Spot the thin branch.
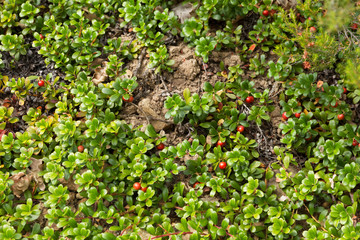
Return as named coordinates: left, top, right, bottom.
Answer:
left=133, top=47, right=146, bottom=77
left=159, top=75, right=169, bottom=92
left=151, top=231, right=193, bottom=239
left=119, top=114, right=174, bottom=124
left=128, top=102, right=150, bottom=125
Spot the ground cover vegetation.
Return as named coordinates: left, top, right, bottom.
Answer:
left=0, top=0, right=360, bottom=239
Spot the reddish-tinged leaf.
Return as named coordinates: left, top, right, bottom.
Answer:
left=249, top=44, right=257, bottom=51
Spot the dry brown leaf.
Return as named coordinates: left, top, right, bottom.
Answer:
left=29, top=158, right=45, bottom=191
left=172, top=2, right=196, bottom=23
left=90, top=57, right=105, bottom=68
left=3, top=101, right=11, bottom=108
left=29, top=157, right=43, bottom=173
left=92, top=61, right=108, bottom=85
left=275, top=0, right=297, bottom=10
left=206, top=135, right=212, bottom=146
left=76, top=111, right=87, bottom=119
left=9, top=158, right=46, bottom=197
left=10, top=172, right=32, bottom=198
left=82, top=7, right=110, bottom=21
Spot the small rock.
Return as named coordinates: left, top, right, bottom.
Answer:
left=224, top=54, right=242, bottom=67
left=138, top=98, right=172, bottom=132
left=275, top=0, right=297, bottom=9
left=174, top=59, right=200, bottom=81
left=211, top=52, right=242, bottom=67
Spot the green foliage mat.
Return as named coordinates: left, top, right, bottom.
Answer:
left=1, top=0, right=360, bottom=239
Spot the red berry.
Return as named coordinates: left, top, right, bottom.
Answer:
left=352, top=139, right=358, bottom=146
left=216, top=140, right=225, bottom=147
left=337, top=114, right=344, bottom=121
left=156, top=143, right=165, bottom=150
left=282, top=112, right=289, bottom=121
left=38, top=80, right=45, bottom=87
left=122, top=96, right=134, bottom=102
left=245, top=96, right=254, bottom=103
left=351, top=23, right=358, bottom=31
left=39, top=34, right=44, bottom=40
left=219, top=161, right=227, bottom=169
left=141, top=186, right=147, bottom=192
left=237, top=125, right=245, bottom=133
left=343, top=87, right=347, bottom=94
left=263, top=10, right=269, bottom=17
left=305, top=136, right=312, bottom=141
left=295, top=112, right=301, bottom=118
left=358, top=143, right=360, bottom=147
left=193, top=182, right=200, bottom=188
left=310, top=27, right=317, bottom=33
left=77, top=145, right=84, bottom=152
left=133, top=182, right=141, bottom=190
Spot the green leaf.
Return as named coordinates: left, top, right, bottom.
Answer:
left=102, top=88, right=115, bottom=95
left=109, top=93, right=120, bottom=102
left=166, top=59, right=175, bottom=66
left=203, top=82, right=213, bottom=92
left=183, top=88, right=192, bottom=104
left=199, top=122, right=211, bottom=128
left=145, top=124, right=158, bottom=137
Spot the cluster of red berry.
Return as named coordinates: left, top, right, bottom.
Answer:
left=133, top=182, right=147, bottom=192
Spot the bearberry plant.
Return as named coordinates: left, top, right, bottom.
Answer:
left=0, top=0, right=360, bottom=239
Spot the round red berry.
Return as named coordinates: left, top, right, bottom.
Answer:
left=77, top=145, right=84, bottom=152
left=263, top=10, right=269, bottom=17
left=352, top=139, right=358, bottom=146
left=141, top=186, right=147, bottom=192
left=39, top=34, right=44, bottom=40
left=245, top=96, right=254, bottom=103
left=351, top=23, right=358, bottom=31
left=282, top=112, right=289, bottom=120
left=122, top=96, right=134, bottom=102
left=337, top=114, right=344, bottom=121
left=310, top=27, right=317, bottom=33
left=216, top=140, right=225, bottom=147
left=133, top=182, right=141, bottom=190
left=332, top=102, right=338, bottom=108
left=219, top=161, right=227, bottom=169
left=38, top=80, right=45, bottom=87
left=237, top=125, right=245, bottom=133
left=193, top=182, right=200, bottom=188
left=156, top=143, right=165, bottom=150
left=343, top=87, right=347, bottom=94
left=295, top=112, right=301, bottom=118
